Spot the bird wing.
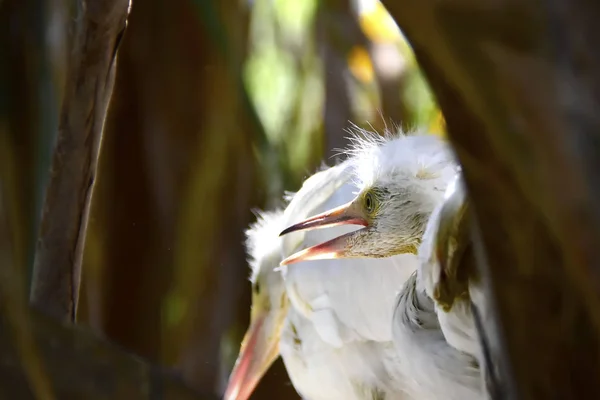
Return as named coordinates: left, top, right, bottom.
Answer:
left=278, top=161, right=358, bottom=340
left=413, top=171, right=512, bottom=398
left=416, top=172, right=481, bottom=357
left=280, top=306, right=408, bottom=400
left=391, top=272, right=482, bottom=400
left=434, top=174, right=476, bottom=311
left=436, top=175, right=505, bottom=397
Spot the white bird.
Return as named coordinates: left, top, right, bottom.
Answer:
left=279, top=131, right=488, bottom=399
left=225, top=159, right=418, bottom=400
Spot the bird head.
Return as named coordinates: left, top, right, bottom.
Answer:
left=279, top=132, right=457, bottom=265
left=225, top=211, right=289, bottom=400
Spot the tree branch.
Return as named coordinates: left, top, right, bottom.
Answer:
left=30, top=0, right=132, bottom=322
left=383, top=0, right=600, bottom=397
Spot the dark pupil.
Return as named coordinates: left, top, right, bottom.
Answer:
left=366, top=195, right=372, bottom=210
left=254, top=282, right=261, bottom=294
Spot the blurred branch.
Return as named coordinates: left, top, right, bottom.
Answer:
left=383, top=0, right=600, bottom=397
left=0, top=0, right=63, bottom=294
left=0, top=305, right=217, bottom=399
left=317, top=0, right=366, bottom=159
left=193, top=0, right=270, bottom=154
left=0, top=128, right=55, bottom=400
left=30, top=0, right=132, bottom=322
left=168, top=1, right=269, bottom=394
left=369, top=40, right=410, bottom=128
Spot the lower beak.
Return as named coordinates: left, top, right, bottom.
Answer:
left=224, top=314, right=279, bottom=400
left=279, top=200, right=368, bottom=236
left=279, top=230, right=362, bottom=266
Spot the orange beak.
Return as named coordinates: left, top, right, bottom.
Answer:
left=224, top=314, right=279, bottom=400
left=279, top=200, right=369, bottom=266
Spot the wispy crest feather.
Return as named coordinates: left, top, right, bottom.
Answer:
left=342, top=125, right=444, bottom=190
left=245, top=209, right=286, bottom=282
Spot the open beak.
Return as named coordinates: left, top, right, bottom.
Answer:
left=224, top=313, right=280, bottom=400
left=279, top=200, right=369, bottom=266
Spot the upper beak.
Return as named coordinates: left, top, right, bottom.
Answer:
left=224, top=313, right=279, bottom=400
left=279, top=200, right=368, bottom=236
left=279, top=200, right=369, bottom=266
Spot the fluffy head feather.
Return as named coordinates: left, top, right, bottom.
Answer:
left=345, top=126, right=454, bottom=192
left=246, top=209, right=286, bottom=283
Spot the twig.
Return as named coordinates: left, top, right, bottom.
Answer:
left=317, top=0, right=367, bottom=160
left=30, top=0, right=132, bottom=322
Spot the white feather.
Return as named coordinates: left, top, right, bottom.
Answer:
left=246, top=209, right=286, bottom=283
left=281, top=307, right=413, bottom=400
left=392, top=273, right=482, bottom=400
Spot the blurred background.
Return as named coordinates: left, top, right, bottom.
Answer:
left=0, top=0, right=444, bottom=398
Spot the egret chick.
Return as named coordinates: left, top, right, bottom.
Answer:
left=279, top=131, right=487, bottom=399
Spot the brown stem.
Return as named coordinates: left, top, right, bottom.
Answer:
left=30, top=0, right=132, bottom=322
left=383, top=0, right=600, bottom=397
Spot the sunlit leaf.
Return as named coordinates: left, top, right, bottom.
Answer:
left=284, top=54, right=324, bottom=179
left=244, top=46, right=297, bottom=144
left=357, top=0, right=401, bottom=43
left=428, top=110, right=447, bottom=137
left=273, top=0, right=318, bottom=45
left=402, top=69, right=435, bottom=126
left=347, top=46, right=374, bottom=83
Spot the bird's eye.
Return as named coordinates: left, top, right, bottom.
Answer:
left=254, top=281, right=261, bottom=294
left=364, top=191, right=377, bottom=214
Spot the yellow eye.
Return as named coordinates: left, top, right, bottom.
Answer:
left=364, top=191, right=377, bottom=214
